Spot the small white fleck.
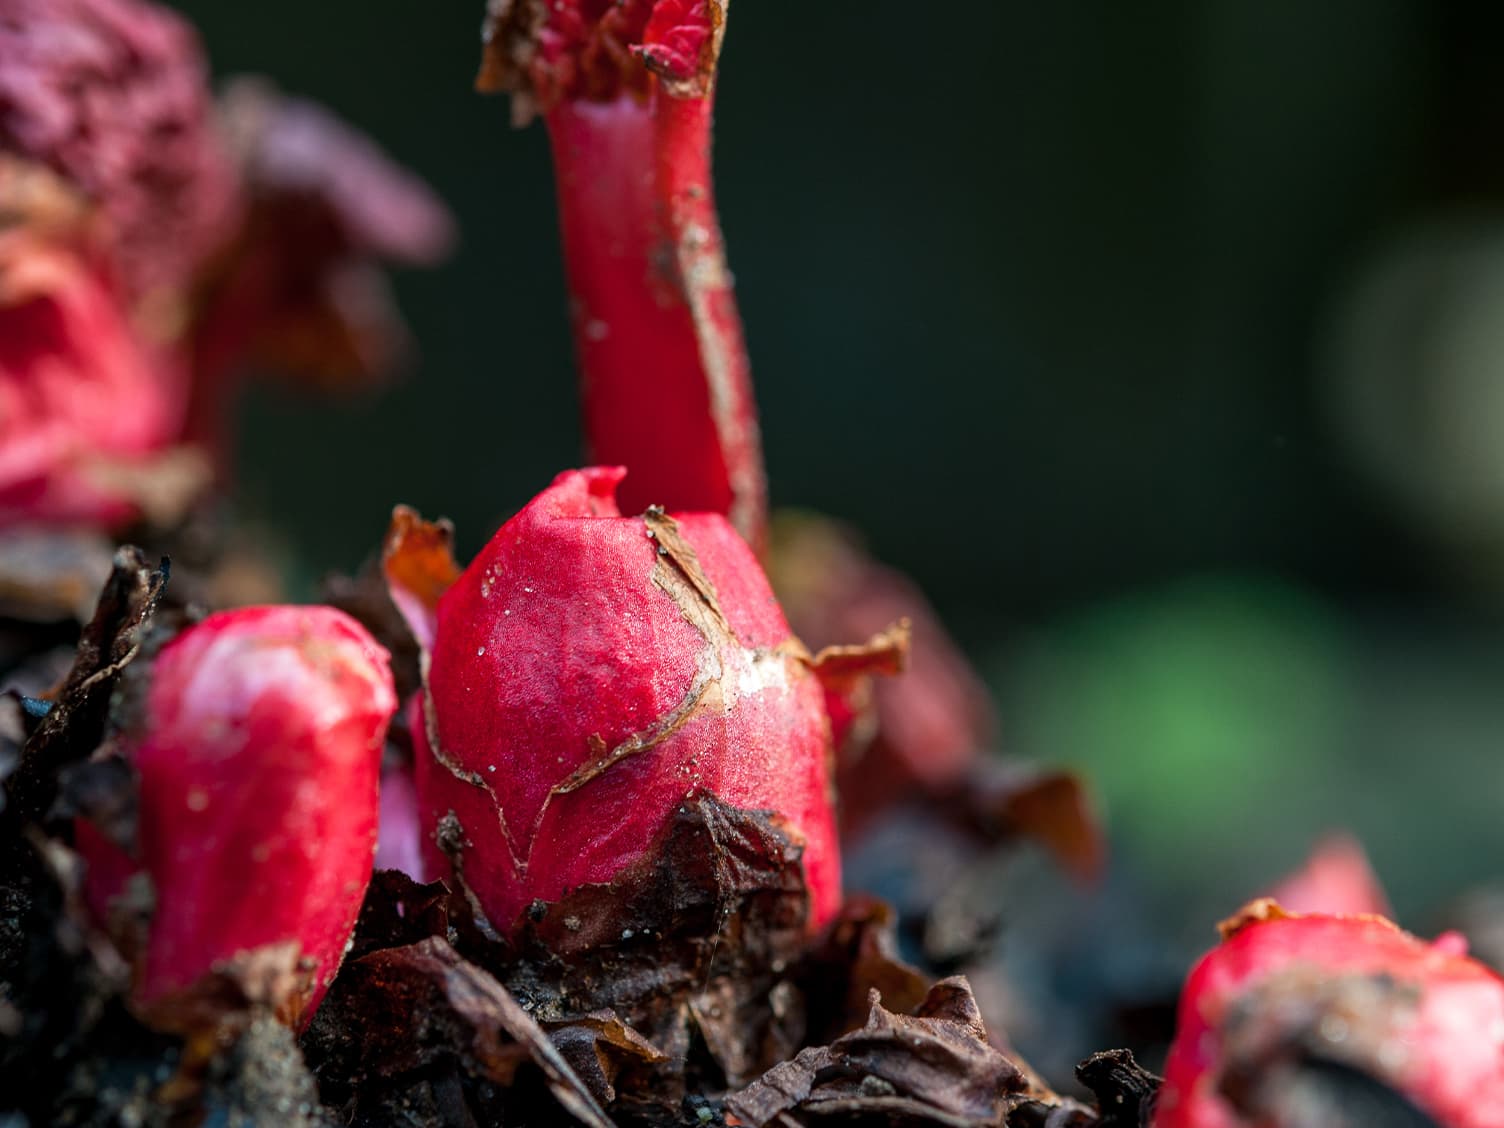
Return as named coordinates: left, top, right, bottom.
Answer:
left=621, top=929, right=635, bottom=940
left=487, top=765, right=496, bottom=773
left=503, top=609, right=512, bottom=616
left=476, top=646, right=485, bottom=656
left=523, top=586, right=534, bottom=593
left=1319, top=1015, right=1348, bottom=1044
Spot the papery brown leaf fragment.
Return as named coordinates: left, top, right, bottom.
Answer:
left=508, top=792, right=811, bottom=1098
left=809, top=621, right=911, bottom=758
left=1073, top=1050, right=1160, bottom=1128
left=344, top=869, right=452, bottom=962
left=5, top=547, right=168, bottom=823
left=140, top=940, right=312, bottom=1039
left=547, top=1011, right=668, bottom=1105
left=726, top=978, right=1042, bottom=1128
left=381, top=505, right=460, bottom=654
left=312, top=936, right=616, bottom=1128
left=810, top=623, right=911, bottom=684
left=800, top=895, right=931, bottom=1043
left=78, top=446, right=215, bottom=531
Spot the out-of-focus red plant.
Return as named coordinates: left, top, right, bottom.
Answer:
left=77, top=605, right=396, bottom=1026
left=0, top=0, right=240, bottom=301
left=183, top=79, right=455, bottom=470
left=0, top=0, right=234, bottom=531
left=390, top=467, right=842, bottom=936
left=1265, top=832, right=1391, bottom=919
left=768, top=514, right=999, bottom=837
left=0, top=0, right=452, bottom=532
left=1156, top=899, right=1504, bottom=1127
left=0, top=222, right=199, bottom=529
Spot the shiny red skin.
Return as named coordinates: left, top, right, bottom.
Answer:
left=0, top=238, right=186, bottom=529
left=549, top=92, right=764, bottom=548
left=415, top=467, right=839, bottom=935
left=85, top=606, right=396, bottom=1021
left=1157, top=911, right=1504, bottom=1128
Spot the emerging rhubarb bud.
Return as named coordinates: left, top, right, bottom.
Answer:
left=408, top=467, right=839, bottom=935
left=80, top=606, right=396, bottom=1023
left=478, top=1, right=766, bottom=547
left=1156, top=900, right=1504, bottom=1127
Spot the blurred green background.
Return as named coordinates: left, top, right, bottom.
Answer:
left=171, top=1, right=1504, bottom=931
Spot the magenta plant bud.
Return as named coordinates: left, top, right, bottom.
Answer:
left=408, top=467, right=841, bottom=937
left=80, top=605, right=397, bottom=1023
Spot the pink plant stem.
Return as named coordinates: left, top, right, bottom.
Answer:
left=546, top=87, right=767, bottom=552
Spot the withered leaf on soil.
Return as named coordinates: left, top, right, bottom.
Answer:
left=306, top=935, right=614, bottom=1128
left=346, top=869, right=453, bottom=961
left=1070, top=1050, right=1160, bottom=1128
left=726, top=977, right=1059, bottom=1128
left=799, top=895, right=930, bottom=1043
left=504, top=792, right=810, bottom=1094
left=547, top=1010, right=667, bottom=1105
left=311, top=791, right=816, bottom=1120
left=4, top=547, right=168, bottom=824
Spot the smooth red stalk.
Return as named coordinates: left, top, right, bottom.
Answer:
left=482, top=1, right=767, bottom=550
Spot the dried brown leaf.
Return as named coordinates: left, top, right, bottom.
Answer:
left=547, top=1010, right=668, bottom=1105
left=726, top=978, right=1034, bottom=1128
left=312, top=936, right=614, bottom=1128
left=381, top=505, right=460, bottom=653
left=5, top=548, right=168, bottom=824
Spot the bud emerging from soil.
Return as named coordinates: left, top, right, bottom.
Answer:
left=411, top=467, right=840, bottom=935
left=81, top=605, right=396, bottom=1023
left=1156, top=900, right=1504, bottom=1127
